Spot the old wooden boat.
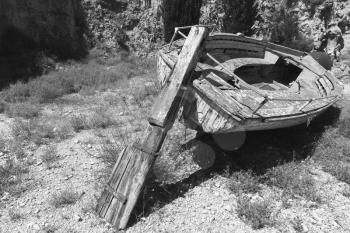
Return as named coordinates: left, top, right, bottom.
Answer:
left=157, top=32, right=343, bottom=133
left=97, top=27, right=343, bottom=230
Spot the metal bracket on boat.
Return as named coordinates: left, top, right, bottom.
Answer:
left=252, top=95, right=270, bottom=116
left=298, top=98, right=314, bottom=112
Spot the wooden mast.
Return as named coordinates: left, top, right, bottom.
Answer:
left=96, top=26, right=209, bottom=230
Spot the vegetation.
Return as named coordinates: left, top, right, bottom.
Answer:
left=227, top=170, right=260, bottom=195
left=1, top=53, right=150, bottom=105
left=200, top=0, right=257, bottom=35
left=40, top=145, right=59, bottom=169
left=4, top=102, right=40, bottom=119
left=254, top=0, right=315, bottom=51
left=8, top=208, right=24, bottom=221
left=0, top=159, right=29, bottom=196
left=236, top=195, right=276, bottom=229
left=49, top=189, right=79, bottom=208
left=264, top=161, right=322, bottom=202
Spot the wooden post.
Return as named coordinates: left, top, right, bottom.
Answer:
left=96, top=26, right=208, bottom=230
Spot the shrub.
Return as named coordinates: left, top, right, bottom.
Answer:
left=97, top=137, right=123, bottom=182
left=0, top=136, right=6, bottom=152
left=70, top=115, right=89, bottom=132
left=49, top=190, right=79, bottom=208
left=88, top=109, right=117, bottom=129
left=5, top=102, right=40, bottom=119
left=323, top=161, right=350, bottom=185
left=2, top=81, right=32, bottom=103
left=133, top=83, right=160, bottom=107
left=8, top=140, right=26, bottom=160
left=40, top=145, right=59, bottom=169
left=11, top=117, right=72, bottom=145
left=10, top=118, right=32, bottom=140
left=200, top=0, right=257, bottom=35
left=264, top=162, right=321, bottom=202
left=236, top=195, right=276, bottom=229
left=8, top=208, right=24, bottom=221
left=41, top=224, right=58, bottom=233
left=1, top=55, right=154, bottom=104
left=30, top=121, right=56, bottom=145
left=0, top=159, right=29, bottom=196
left=227, top=170, right=260, bottom=195
left=254, top=0, right=314, bottom=52
left=0, top=100, right=6, bottom=113
left=291, top=216, right=304, bottom=232
left=54, top=121, right=74, bottom=140
left=338, top=119, right=350, bottom=138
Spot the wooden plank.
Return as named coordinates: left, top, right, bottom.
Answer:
left=207, top=33, right=267, bottom=46
left=205, top=40, right=265, bottom=51
left=149, top=27, right=209, bottom=127
left=96, top=125, right=168, bottom=230
left=266, top=42, right=305, bottom=57
left=192, top=79, right=246, bottom=120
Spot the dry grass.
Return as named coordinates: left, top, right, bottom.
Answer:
left=8, top=140, right=26, bottom=160
left=323, top=161, right=350, bottom=185
left=41, top=224, right=58, bottom=233
left=70, top=109, right=118, bottom=133
left=312, top=121, right=350, bottom=185
left=96, top=134, right=124, bottom=182
left=227, top=170, right=260, bottom=195
left=70, top=114, right=89, bottom=132
left=133, top=83, right=160, bottom=107
left=10, top=117, right=74, bottom=145
left=40, top=145, right=59, bottom=169
left=49, top=189, right=79, bottom=208
left=0, top=135, right=7, bottom=152
left=5, top=102, right=40, bottom=119
left=236, top=195, right=276, bottom=229
left=0, top=100, right=6, bottom=113
left=291, top=216, right=304, bottom=233
left=8, top=208, right=24, bottom=222
left=1, top=56, right=154, bottom=105
left=88, top=108, right=118, bottom=129
left=264, top=161, right=322, bottom=202
left=0, top=159, right=29, bottom=196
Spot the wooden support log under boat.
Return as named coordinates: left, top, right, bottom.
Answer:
left=96, top=26, right=209, bottom=230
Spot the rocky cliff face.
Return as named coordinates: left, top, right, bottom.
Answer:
left=0, top=0, right=87, bottom=58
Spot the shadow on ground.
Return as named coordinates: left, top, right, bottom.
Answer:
left=128, top=105, right=341, bottom=226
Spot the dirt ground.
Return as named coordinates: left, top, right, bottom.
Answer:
left=1, top=35, right=350, bottom=233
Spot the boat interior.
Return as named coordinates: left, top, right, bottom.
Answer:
left=162, top=34, right=337, bottom=101
left=200, top=35, right=309, bottom=92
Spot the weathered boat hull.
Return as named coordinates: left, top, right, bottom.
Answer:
left=158, top=33, right=343, bottom=133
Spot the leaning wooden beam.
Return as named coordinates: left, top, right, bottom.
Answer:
left=149, top=26, right=209, bottom=128
left=96, top=26, right=209, bottom=230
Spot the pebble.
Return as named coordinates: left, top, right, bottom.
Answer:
left=0, top=152, right=4, bottom=156
left=1, top=192, right=10, bottom=201
left=224, top=205, right=232, bottom=212
left=87, top=144, right=92, bottom=149
left=64, top=175, right=73, bottom=180
left=75, top=214, right=83, bottom=222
